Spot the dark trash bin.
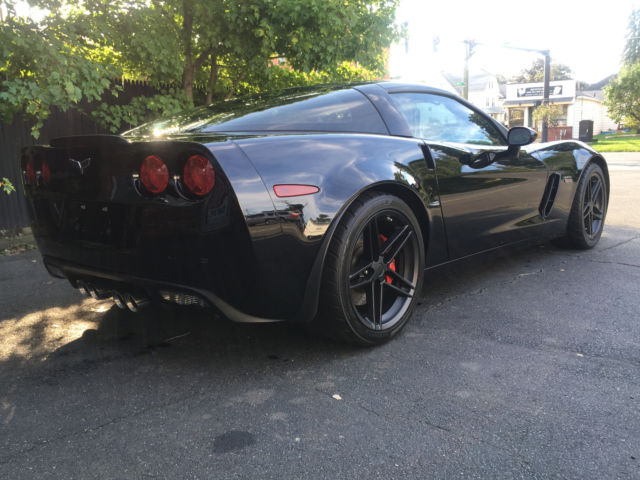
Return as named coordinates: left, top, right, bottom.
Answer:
left=579, top=120, right=594, bottom=142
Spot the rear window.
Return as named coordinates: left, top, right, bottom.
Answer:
left=198, top=88, right=386, bottom=134
left=125, top=87, right=388, bottom=137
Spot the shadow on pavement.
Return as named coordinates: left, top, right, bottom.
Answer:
left=2, top=223, right=638, bottom=380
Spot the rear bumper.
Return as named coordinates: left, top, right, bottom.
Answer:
left=44, top=256, right=284, bottom=323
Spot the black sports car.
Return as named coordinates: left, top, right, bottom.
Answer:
left=20, top=83, right=609, bottom=345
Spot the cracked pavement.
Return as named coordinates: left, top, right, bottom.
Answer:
left=1, top=168, right=639, bottom=479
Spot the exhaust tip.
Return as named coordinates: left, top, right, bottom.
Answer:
left=124, top=293, right=149, bottom=313
left=87, top=285, right=111, bottom=300
left=112, top=293, right=127, bottom=310
left=76, top=281, right=91, bottom=297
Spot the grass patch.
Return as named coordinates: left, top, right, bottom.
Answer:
left=1, top=242, right=37, bottom=256
left=0, top=228, right=36, bottom=255
left=589, top=133, right=640, bottom=152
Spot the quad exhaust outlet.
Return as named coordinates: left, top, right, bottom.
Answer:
left=76, top=281, right=149, bottom=313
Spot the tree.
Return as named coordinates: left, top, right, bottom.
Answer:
left=623, top=6, right=640, bottom=65
left=0, top=0, right=124, bottom=137
left=604, top=62, right=640, bottom=127
left=1, top=0, right=400, bottom=136
left=532, top=103, right=563, bottom=128
left=79, top=0, right=398, bottom=102
left=510, top=59, right=573, bottom=83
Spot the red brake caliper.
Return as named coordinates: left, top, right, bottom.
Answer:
left=379, top=234, right=396, bottom=284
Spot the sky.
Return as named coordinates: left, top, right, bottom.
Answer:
left=389, top=0, right=637, bottom=87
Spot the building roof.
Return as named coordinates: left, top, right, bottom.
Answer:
left=577, top=90, right=604, bottom=101
left=442, top=70, right=497, bottom=94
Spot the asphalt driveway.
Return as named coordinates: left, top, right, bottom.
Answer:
left=1, top=168, right=639, bottom=479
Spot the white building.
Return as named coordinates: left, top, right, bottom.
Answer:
left=503, top=80, right=618, bottom=138
left=444, top=71, right=505, bottom=121
left=571, top=90, right=619, bottom=137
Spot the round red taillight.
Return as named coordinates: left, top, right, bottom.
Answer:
left=183, top=154, right=215, bottom=196
left=140, top=155, right=169, bottom=194
left=25, top=160, right=35, bottom=185
left=41, top=159, right=51, bottom=185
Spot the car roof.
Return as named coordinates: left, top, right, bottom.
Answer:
left=374, top=82, right=457, bottom=97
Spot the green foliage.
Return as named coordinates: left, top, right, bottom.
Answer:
left=1, top=177, right=15, bottom=194
left=624, top=7, right=640, bottom=65
left=532, top=103, right=563, bottom=127
left=1, top=0, right=399, bottom=138
left=0, top=1, right=122, bottom=137
left=91, top=91, right=190, bottom=133
left=511, top=59, right=573, bottom=83
left=604, top=63, right=640, bottom=127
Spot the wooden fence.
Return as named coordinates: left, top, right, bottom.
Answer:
left=0, top=81, right=160, bottom=231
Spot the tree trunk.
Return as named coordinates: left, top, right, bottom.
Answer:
left=181, top=0, right=194, bottom=101
left=225, top=72, right=245, bottom=100
left=205, top=54, right=218, bottom=104
left=182, top=68, right=195, bottom=101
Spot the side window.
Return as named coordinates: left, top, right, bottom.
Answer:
left=389, top=93, right=506, bottom=146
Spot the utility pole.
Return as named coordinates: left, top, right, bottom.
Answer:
left=458, top=41, right=552, bottom=139
left=463, top=40, right=476, bottom=100
left=541, top=50, right=551, bottom=142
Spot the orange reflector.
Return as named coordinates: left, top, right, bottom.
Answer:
left=273, top=184, right=320, bottom=198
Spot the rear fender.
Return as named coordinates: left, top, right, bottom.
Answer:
left=233, top=133, right=445, bottom=321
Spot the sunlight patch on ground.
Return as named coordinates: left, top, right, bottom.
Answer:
left=0, top=298, right=108, bottom=362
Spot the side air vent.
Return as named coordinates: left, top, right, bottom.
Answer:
left=539, top=173, right=561, bottom=219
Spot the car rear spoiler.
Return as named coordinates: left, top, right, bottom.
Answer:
left=49, top=135, right=130, bottom=149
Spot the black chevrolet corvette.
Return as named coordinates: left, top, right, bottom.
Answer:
left=20, top=83, right=609, bottom=344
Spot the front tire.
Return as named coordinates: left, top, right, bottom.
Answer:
left=565, top=163, right=608, bottom=249
left=319, top=193, right=425, bottom=345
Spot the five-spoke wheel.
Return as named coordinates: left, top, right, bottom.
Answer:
left=566, top=163, right=608, bottom=249
left=319, top=193, right=424, bottom=345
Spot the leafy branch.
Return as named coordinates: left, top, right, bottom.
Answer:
left=1, top=177, right=15, bottom=195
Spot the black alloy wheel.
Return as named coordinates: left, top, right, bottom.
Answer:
left=566, top=163, right=608, bottom=249
left=582, top=172, right=606, bottom=240
left=319, top=193, right=424, bottom=345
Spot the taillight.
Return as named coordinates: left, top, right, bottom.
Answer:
left=140, top=155, right=169, bottom=194
left=41, top=159, right=51, bottom=185
left=183, top=154, right=215, bottom=196
left=25, top=160, right=35, bottom=185
left=273, top=184, right=320, bottom=197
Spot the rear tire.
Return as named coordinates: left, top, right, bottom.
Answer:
left=564, top=163, right=607, bottom=249
left=318, top=193, right=425, bottom=346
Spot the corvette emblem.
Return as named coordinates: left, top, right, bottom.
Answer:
left=69, top=157, right=92, bottom=174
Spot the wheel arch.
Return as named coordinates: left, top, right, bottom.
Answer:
left=584, top=154, right=610, bottom=201
left=295, top=180, right=431, bottom=322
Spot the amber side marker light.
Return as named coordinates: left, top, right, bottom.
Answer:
left=273, top=184, right=320, bottom=198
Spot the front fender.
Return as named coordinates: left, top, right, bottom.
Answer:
left=527, top=140, right=609, bottom=237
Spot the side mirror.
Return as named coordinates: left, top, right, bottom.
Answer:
left=507, top=127, right=537, bottom=147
